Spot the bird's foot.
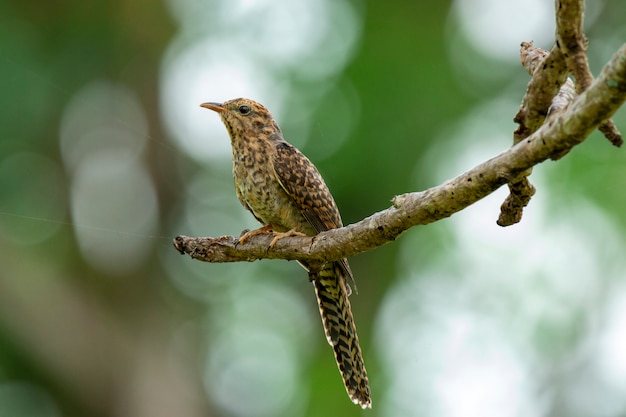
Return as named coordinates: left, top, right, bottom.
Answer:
left=238, top=225, right=307, bottom=248
left=269, top=228, right=307, bottom=248
left=238, top=225, right=274, bottom=245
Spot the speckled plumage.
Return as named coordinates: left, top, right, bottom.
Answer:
left=201, top=98, right=371, bottom=408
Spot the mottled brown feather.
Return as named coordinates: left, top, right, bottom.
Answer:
left=271, top=142, right=355, bottom=291
left=272, top=141, right=343, bottom=231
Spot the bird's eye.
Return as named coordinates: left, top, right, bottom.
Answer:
left=238, top=105, right=251, bottom=115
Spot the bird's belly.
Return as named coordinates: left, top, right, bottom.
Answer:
left=235, top=169, right=315, bottom=235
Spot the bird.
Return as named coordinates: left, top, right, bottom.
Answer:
left=201, top=98, right=371, bottom=408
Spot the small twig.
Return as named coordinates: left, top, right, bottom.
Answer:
left=556, top=0, right=623, bottom=146
left=515, top=42, right=569, bottom=141
left=555, top=0, right=591, bottom=91
left=501, top=42, right=572, bottom=226
left=598, top=121, right=623, bottom=146
left=497, top=178, right=536, bottom=227
left=548, top=77, right=577, bottom=117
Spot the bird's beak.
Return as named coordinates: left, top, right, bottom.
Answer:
left=200, top=102, right=226, bottom=113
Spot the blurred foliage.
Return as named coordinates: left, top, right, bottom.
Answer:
left=1, top=1, right=626, bottom=417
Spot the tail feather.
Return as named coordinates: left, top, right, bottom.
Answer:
left=311, top=262, right=371, bottom=408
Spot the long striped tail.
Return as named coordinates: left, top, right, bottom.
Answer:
left=310, top=262, right=371, bottom=408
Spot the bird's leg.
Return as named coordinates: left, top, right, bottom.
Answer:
left=269, top=228, right=307, bottom=248
left=238, top=224, right=274, bottom=245
left=238, top=225, right=307, bottom=248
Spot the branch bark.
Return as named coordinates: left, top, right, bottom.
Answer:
left=556, top=0, right=623, bottom=147
left=174, top=43, right=626, bottom=265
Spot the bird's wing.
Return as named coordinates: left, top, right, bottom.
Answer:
left=272, top=141, right=343, bottom=232
left=272, top=141, right=356, bottom=294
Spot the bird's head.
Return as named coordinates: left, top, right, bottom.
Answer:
left=201, top=98, right=282, bottom=141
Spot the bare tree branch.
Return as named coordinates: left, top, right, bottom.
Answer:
left=499, top=42, right=570, bottom=227
left=498, top=0, right=622, bottom=226
left=174, top=43, right=626, bottom=264
left=515, top=42, right=569, bottom=142
left=556, top=0, right=591, bottom=91
left=556, top=0, right=623, bottom=146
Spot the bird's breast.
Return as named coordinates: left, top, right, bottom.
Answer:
left=232, top=146, right=312, bottom=234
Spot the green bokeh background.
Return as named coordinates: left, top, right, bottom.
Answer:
left=1, top=1, right=626, bottom=416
